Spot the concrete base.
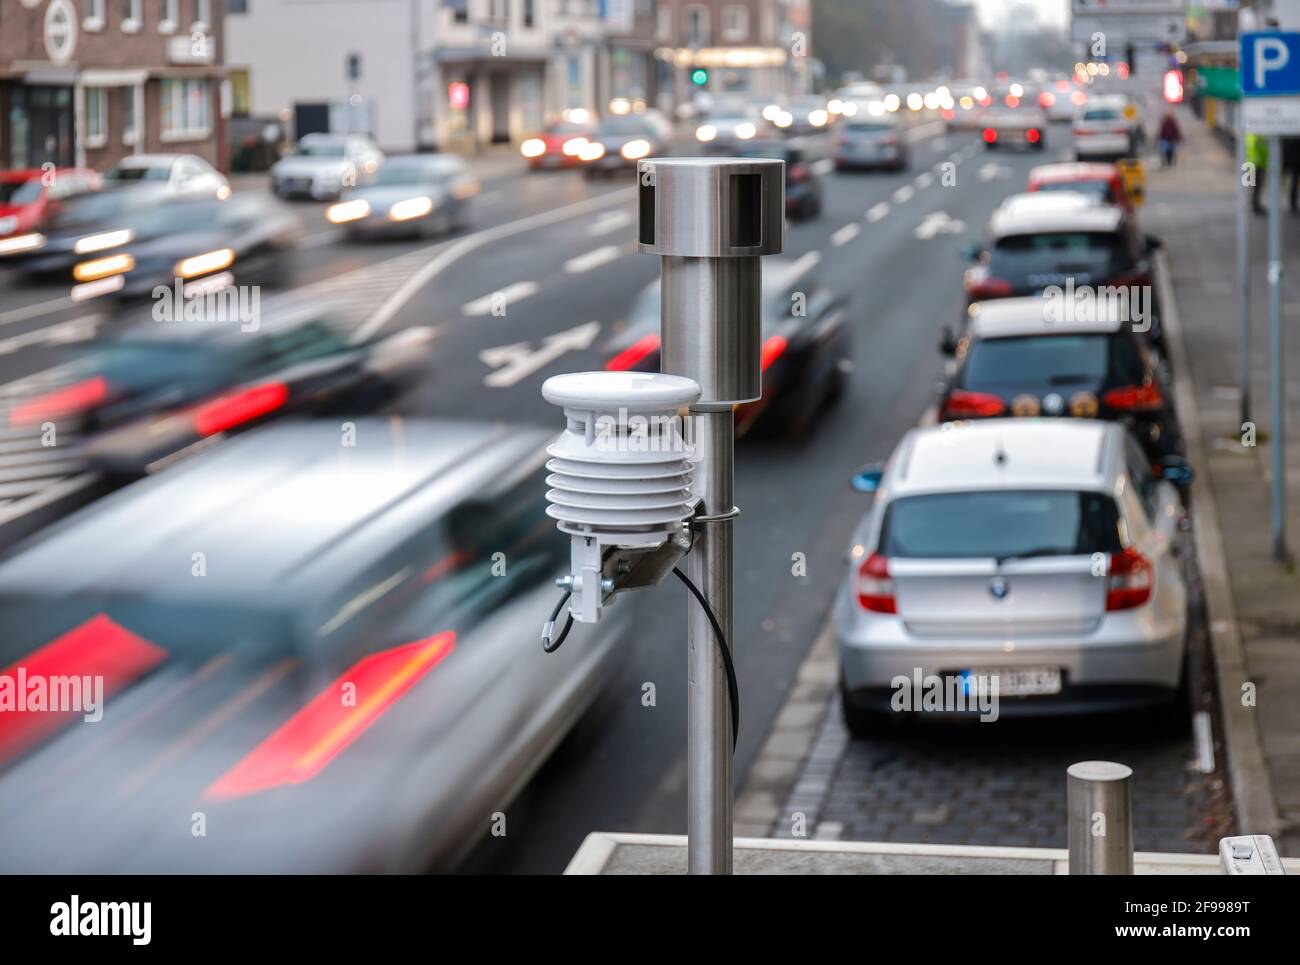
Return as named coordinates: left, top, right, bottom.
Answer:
left=564, top=833, right=1300, bottom=875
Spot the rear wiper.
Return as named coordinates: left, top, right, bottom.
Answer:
left=994, top=547, right=1074, bottom=566
left=1047, top=373, right=1095, bottom=385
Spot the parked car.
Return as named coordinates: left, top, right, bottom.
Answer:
left=0, top=168, right=100, bottom=242
left=742, top=138, right=824, bottom=220
left=9, top=298, right=432, bottom=477
left=0, top=418, right=627, bottom=872
left=835, top=419, right=1191, bottom=735
left=578, top=112, right=673, bottom=175
left=67, top=193, right=302, bottom=300
left=270, top=133, right=384, bottom=200
left=603, top=257, right=850, bottom=436
left=1027, top=162, right=1138, bottom=212
left=833, top=115, right=910, bottom=171
left=1073, top=95, right=1142, bottom=161
left=937, top=296, right=1187, bottom=472
left=980, top=104, right=1048, bottom=150
left=326, top=154, right=478, bottom=239
left=103, top=154, right=230, bottom=199
left=520, top=118, right=598, bottom=169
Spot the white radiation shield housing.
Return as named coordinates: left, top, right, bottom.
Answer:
left=542, top=370, right=701, bottom=622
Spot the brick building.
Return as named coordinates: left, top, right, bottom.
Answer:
left=0, top=0, right=227, bottom=173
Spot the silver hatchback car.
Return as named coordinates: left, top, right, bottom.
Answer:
left=835, top=419, right=1190, bottom=735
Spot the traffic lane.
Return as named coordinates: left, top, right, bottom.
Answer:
left=461, top=144, right=1044, bottom=873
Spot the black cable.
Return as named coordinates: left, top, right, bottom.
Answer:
left=541, top=588, right=574, bottom=653
left=672, top=566, right=739, bottom=752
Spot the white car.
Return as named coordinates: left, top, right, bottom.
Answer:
left=1073, top=95, right=1140, bottom=161
left=835, top=419, right=1190, bottom=735
left=102, top=154, right=229, bottom=199
left=271, top=133, right=385, bottom=201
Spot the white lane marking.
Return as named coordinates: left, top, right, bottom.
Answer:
left=587, top=209, right=632, bottom=236
left=830, top=223, right=860, bottom=247
left=811, top=158, right=835, bottom=176
left=949, top=150, right=964, bottom=163
left=913, top=211, right=967, bottom=240
left=1194, top=711, right=1215, bottom=774
left=892, top=185, right=914, bottom=204
left=866, top=202, right=890, bottom=223
left=480, top=321, right=601, bottom=387
left=0, top=314, right=100, bottom=355
left=356, top=185, right=636, bottom=342
left=790, top=250, right=821, bottom=275
left=0, top=295, right=76, bottom=328
left=978, top=161, right=1012, bottom=182
left=563, top=244, right=623, bottom=274
left=903, top=120, right=947, bottom=144
left=462, top=280, right=540, bottom=316
left=914, top=172, right=934, bottom=189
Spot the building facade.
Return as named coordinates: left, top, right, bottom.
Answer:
left=0, top=0, right=227, bottom=172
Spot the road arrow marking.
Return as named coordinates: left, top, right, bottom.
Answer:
left=866, top=202, right=890, bottom=222
left=831, top=223, right=861, bottom=246
left=480, top=321, right=601, bottom=387
left=913, top=211, right=967, bottom=240
left=462, top=280, right=540, bottom=317
left=564, top=245, right=623, bottom=274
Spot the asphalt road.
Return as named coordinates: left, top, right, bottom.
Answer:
left=0, top=121, right=1142, bottom=873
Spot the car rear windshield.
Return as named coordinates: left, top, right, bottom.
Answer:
left=1035, top=180, right=1112, bottom=202
left=989, top=231, right=1131, bottom=278
left=880, top=490, right=1123, bottom=559
left=844, top=122, right=892, bottom=133
left=963, top=333, right=1146, bottom=387
left=1082, top=109, right=1121, bottom=122
left=105, top=166, right=168, bottom=182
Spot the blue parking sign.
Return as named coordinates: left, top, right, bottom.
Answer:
left=1241, top=31, right=1300, bottom=97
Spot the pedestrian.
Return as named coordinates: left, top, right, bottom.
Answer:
left=1248, top=131, right=1269, bottom=215
left=1284, top=136, right=1300, bottom=213
left=1158, top=110, right=1182, bottom=167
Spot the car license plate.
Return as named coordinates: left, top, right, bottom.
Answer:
left=961, top=667, right=1062, bottom=697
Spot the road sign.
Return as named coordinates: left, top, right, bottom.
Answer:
left=1242, top=32, right=1300, bottom=134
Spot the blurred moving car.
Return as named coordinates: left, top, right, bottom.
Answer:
left=0, top=168, right=101, bottom=242
left=1026, top=162, right=1137, bottom=212
left=743, top=138, right=823, bottom=220
left=9, top=299, right=432, bottom=477
left=1073, top=95, right=1141, bottom=161
left=519, top=118, right=597, bottom=169
left=326, top=154, right=478, bottom=239
left=937, top=297, right=1186, bottom=471
left=980, top=104, right=1048, bottom=150
left=963, top=193, right=1158, bottom=320
left=695, top=105, right=769, bottom=152
left=781, top=95, right=833, bottom=135
left=833, top=114, right=909, bottom=171
left=68, top=193, right=302, bottom=300
left=0, top=418, right=626, bottom=872
left=1040, top=78, right=1083, bottom=122
left=835, top=419, right=1190, bottom=736
left=578, top=112, right=672, bottom=174
left=270, top=133, right=384, bottom=200
left=603, top=257, right=849, bottom=435
left=103, top=154, right=229, bottom=199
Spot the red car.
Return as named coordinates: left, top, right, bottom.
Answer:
left=519, top=119, right=597, bottom=170
left=0, top=167, right=101, bottom=239
left=1026, top=162, right=1135, bottom=213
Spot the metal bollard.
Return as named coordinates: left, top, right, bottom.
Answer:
left=1067, top=761, right=1134, bottom=875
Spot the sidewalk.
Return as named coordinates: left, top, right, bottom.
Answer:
left=1143, top=108, right=1300, bottom=856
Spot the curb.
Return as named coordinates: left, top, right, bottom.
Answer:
left=1154, top=247, right=1284, bottom=839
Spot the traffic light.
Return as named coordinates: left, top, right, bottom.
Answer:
left=691, top=68, right=709, bottom=87
left=1126, top=44, right=1136, bottom=74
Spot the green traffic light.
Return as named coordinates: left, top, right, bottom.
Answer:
left=691, top=69, right=709, bottom=86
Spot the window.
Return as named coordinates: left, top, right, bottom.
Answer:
left=121, top=85, right=137, bottom=145
left=160, top=77, right=210, bottom=140
left=159, top=0, right=177, bottom=30
left=193, top=0, right=210, bottom=29
left=84, top=87, right=107, bottom=148
left=122, top=0, right=140, bottom=30
left=227, top=0, right=247, bottom=11
left=686, top=6, right=708, bottom=46
left=447, top=0, right=468, bottom=24
left=84, top=0, right=104, bottom=29
left=722, top=5, right=747, bottom=41
left=523, top=0, right=533, bottom=28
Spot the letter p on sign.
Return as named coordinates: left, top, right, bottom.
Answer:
left=1257, top=37, right=1290, bottom=90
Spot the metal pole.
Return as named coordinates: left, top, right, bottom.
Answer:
left=1067, top=761, right=1134, bottom=875
left=1238, top=104, right=1252, bottom=427
left=1268, top=134, right=1288, bottom=561
left=686, top=409, right=734, bottom=874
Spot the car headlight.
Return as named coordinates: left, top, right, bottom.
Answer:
left=620, top=139, right=651, bottom=160
left=562, top=137, right=588, bottom=157
left=74, top=229, right=133, bottom=254
left=761, top=105, right=782, bottom=122
left=388, top=196, right=434, bottom=221
left=74, top=253, right=134, bottom=282
left=696, top=124, right=717, bottom=142
left=327, top=199, right=372, bottom=223
left=809, top=109, right=828, bottom=127
left=0, top=232, right=45, bottom=256
left=521, top=138, right=546, bottom=158
left=579, top=141, right=606, bottom=162
left=174, top=248, right=234, bottom=279
left=736, top=122, right=757, bottom=139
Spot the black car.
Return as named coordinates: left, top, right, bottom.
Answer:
left=8, top=298, right=434, bottom=477
left=937, top=296, right=1186, bottom=474
left=604, top=257, right=850, bottom=436
left=739, top=138, right=823, bottom=220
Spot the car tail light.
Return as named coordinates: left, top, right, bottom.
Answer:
left=191, top=381, right=290, bottom=436
left=1106, top=547, right=1153, bottom=610
left=982, top=127, right=998, bottom=143
left=857, top=552, right=896, bottom=614
left=1103, top=382, right=1163, bottom=412
left=1108, top=268, right=1151, bottom=289
left=605, top=333, right=661, bottom=372
left=964, top=267, right=1014, bottom=299
left=788, top=162, right=809, bottom=184
left=942, top=389, right=1006, bottom=419
left=1026, top=128, right=1041, bottom=143
left=1039, top=92, right=1055, bottom=108
left=760, top=335, right=788, bottom=372
left=9, top=376, right=111, bottom=426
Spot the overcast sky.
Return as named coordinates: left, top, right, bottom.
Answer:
left=971, top=0, right=1071, bottom=31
